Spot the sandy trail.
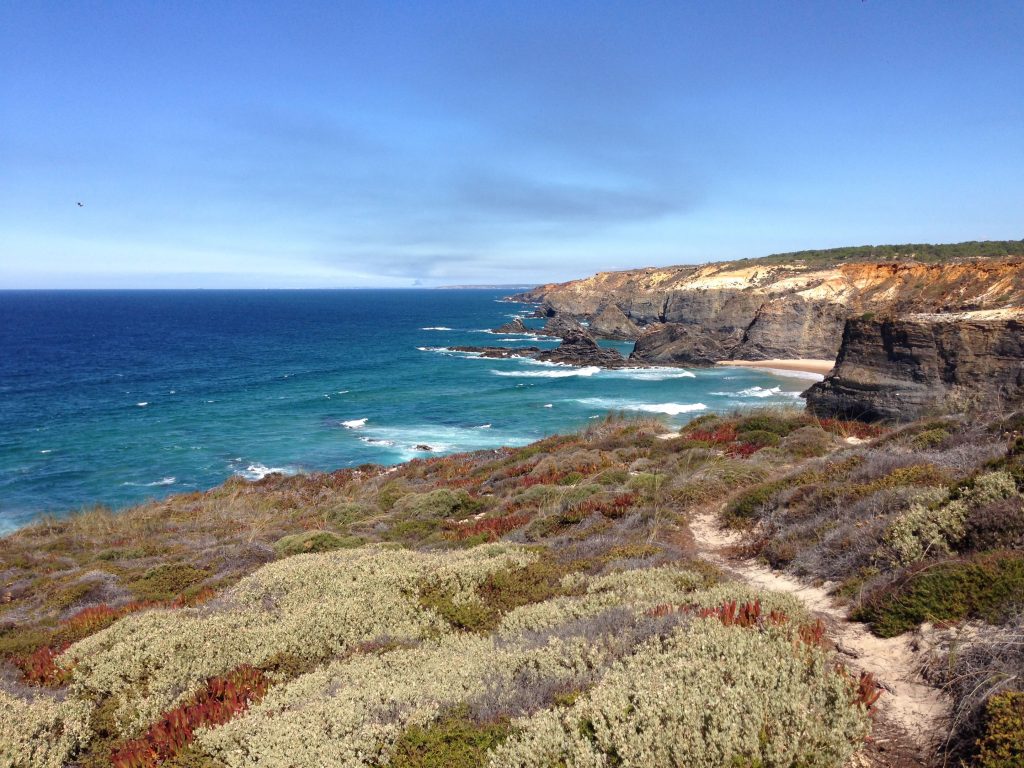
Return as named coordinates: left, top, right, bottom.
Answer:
left=688, top=509, right=950, bottom=759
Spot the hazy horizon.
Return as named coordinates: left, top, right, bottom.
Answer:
left=3, top=1, right=1022, bottom=289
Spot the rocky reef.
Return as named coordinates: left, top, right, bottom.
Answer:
left=490, top=318, right=531, bottom=335
left=537, top=327, right=629, bottom=368
left=804, top=309, right=1024, bottom=421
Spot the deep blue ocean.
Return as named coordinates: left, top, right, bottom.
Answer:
left=0, top=290, right=819, bottom=533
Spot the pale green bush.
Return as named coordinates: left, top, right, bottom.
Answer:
left=499, top=567, right=806, bottom=635
left=488, top=619, right=869, bottom=768
left=61, top=544, right=535, bottom=736
left=198, top=575, right=823, bottom=768
left=0, top=691, right=91, bottom=768
left=886, top=472, right=1022, bottom=564
left=200, top=629, right=622, bottom=767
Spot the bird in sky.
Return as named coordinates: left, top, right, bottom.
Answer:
left=76, top=202, right=84, bottom=207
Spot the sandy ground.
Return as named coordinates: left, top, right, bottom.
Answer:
left=720, top=358, right=835, bottom=376
left=688, top=508, right=950, bottom=765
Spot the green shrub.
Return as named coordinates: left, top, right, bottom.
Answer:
left=724, top=479, right=790, bottom=526
left=778, top=426, right=832, bottom=458
left=909, top=428, right=951, bottom=450
left=327, top=502, right=377, bottom=526
left=736, top=429, right=781, bottom=448
left=976, top=692, right=1024, bottom=768
left=129, top=563, right=208, bottom=602
left=627, top=472, right=665, bottom=496
left=273, top=531, right=364, bottom=558
left=594, top=468, right=628, bottom=486
left=395, top=489, right=484, bottom=519
left=419, top=558, right=573, bottom=633
left=736, top=414, right=802, bottom=437
left=854, top=553, right=1024, bottom=637
left=387, top=706, right=512, bottom=768
left=377, top=481, right=407, bottom=511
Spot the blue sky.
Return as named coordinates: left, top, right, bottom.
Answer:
left=2, top=1, right=1022, bottom=288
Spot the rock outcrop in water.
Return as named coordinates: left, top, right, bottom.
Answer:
left=449, top=346, right=540, bottom=359
left=538, top=327, right=628, bottom=368
left=491, top=318, right=530, bottom=335
left=804, top=310, right=1024, bottom=421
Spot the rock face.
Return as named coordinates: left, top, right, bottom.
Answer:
left=538, top=328, right=628, bottom=368
left=629, top=324, right=740, bottom=366
left=540, top=313, right=588, bottom=339
left=804, top=310, right=1024, bottom=421
left=589, top=304, right=641, bottom=340
left=491, top=318, right=530, bottom=335
left=512, top=258, right=1024, bottom=363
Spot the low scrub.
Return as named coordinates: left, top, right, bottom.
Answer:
left=853, top=552, right=1024, bottom=637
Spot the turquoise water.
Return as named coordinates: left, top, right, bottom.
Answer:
left=0, top=290, right=818, bottom=532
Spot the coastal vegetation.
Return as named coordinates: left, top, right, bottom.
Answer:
left=2, top=407, right=1022, bottom=766
left=731, top=238, right=1024, bottom=267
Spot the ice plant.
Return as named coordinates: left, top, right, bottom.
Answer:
left=110, top=665, right=269, bottom=768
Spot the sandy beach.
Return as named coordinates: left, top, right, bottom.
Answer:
left=718, top=359, right=835, bottom=377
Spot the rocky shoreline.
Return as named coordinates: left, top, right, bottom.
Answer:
left=503, top=245, right=1024, bottom=420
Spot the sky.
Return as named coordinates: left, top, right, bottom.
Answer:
left=1, top=1, right=1022, bottom=288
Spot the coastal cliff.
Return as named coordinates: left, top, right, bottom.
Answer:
left=513, top=246, right=1024, bottom=365
left=804, top=309, right=1024, bottom=421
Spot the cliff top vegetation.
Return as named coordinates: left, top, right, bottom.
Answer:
left=2, top=407, right=1022, bottom=767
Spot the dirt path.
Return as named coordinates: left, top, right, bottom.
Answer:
left=688, top=509, right=950, bottom=765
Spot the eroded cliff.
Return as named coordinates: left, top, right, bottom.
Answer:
left=514, top=255, right=1024, bottom=364
left=803, top=309, right=1024, bottom=421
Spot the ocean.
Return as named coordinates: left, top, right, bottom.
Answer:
left=0, top=289, right=818, bottom=533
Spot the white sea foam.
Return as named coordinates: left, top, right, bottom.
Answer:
left=359, top=436, right=395, bottom=446
left=122, top=476, right=177, bottom=487
left=342, top=418, right=368, bottom=429
left=421, top=326, right=453, bottom=331
left=39, top=449, right=52, bottom=454
left=474, top=424, right=492, bottom=429
left=575, top=397, right=707, bottom=415
left=354, top=424, right=533, bottom=462
left=237, top=464, right=294, bottom=481
left=543, top=403, right=553, bottom=408
left=739, top=386, right=782, bottom=398
left=491, top=366, right=600, bottom=379
left=136, top=402, right=148, bottom=407
left=418, top=346, right=486, bottom=358
left=601, top=367, right=696, bottom=380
